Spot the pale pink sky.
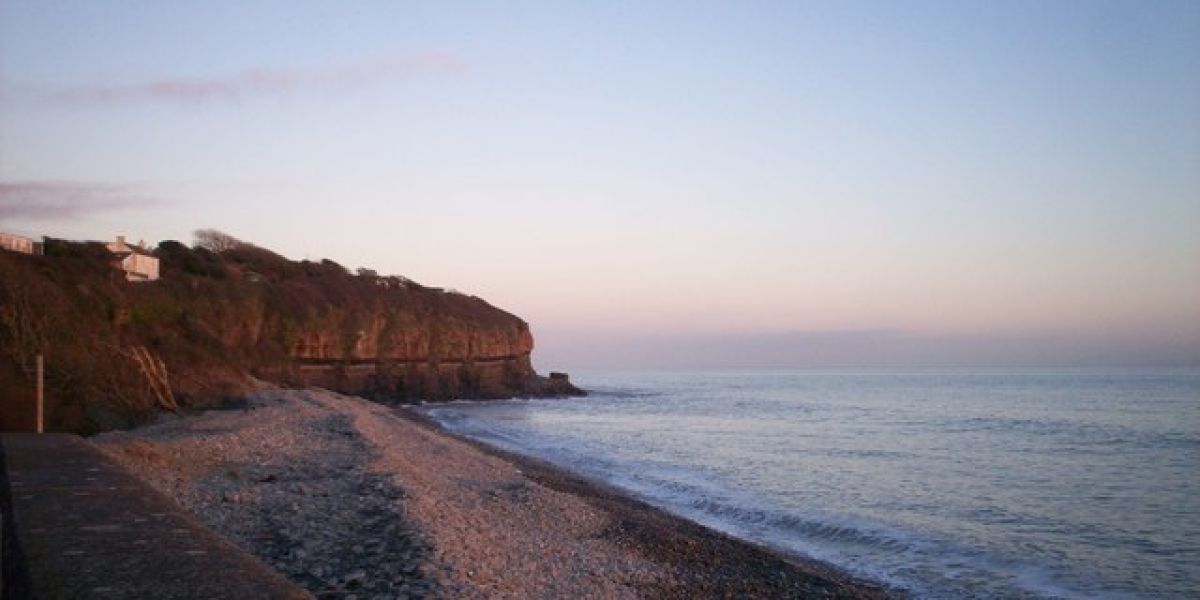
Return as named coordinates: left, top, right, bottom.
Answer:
left=2, top=2, right=1198, bottom=368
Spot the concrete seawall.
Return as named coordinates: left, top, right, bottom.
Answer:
left=0, top=433, right=310, bottom=599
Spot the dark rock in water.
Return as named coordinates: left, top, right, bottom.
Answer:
left=531, top=372, right=586, bottom=397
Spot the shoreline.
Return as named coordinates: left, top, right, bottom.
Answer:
left=396, top=405, right=894, bottom=598
left=95, top=387, right=894, bottom=598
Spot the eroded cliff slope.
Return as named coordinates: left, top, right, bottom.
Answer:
left=0, top=237, right=579, bottom=433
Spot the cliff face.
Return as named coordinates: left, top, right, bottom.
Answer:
left=0, top=238, right=580, bottom=434
left=288, top=316, right=536, bottom=401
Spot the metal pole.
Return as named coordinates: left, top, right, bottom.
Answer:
left=36, top=354, right=44, bottom=433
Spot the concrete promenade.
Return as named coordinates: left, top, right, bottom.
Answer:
left=0, top=433, right=310, bottom=599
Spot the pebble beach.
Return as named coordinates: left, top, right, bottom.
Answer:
left=94, top=387, right=890, bottom=599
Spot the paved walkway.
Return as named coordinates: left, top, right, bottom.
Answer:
left=0, top=433, right=310, bottom=599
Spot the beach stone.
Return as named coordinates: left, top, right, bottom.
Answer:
left=92, top=387, right=889, bottom=600
left=92, top=390, right=437, bottom=599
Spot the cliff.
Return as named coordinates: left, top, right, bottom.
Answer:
left=0, top=236, right=581, bottom=434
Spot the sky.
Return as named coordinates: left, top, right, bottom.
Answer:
left=1, top=1, right=1198, bottom=369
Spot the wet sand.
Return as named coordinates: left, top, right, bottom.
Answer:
left=96, top=387, right=893, bottom=599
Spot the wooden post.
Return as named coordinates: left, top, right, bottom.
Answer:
left=36, top=353, right=44, bottom=433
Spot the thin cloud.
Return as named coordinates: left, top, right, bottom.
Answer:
left=0, top=181, right=156, bottom=219
left=8, top=53, right=467, bottom=106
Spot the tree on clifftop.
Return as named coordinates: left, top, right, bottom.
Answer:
left=193, top=229, right=245, bottom=253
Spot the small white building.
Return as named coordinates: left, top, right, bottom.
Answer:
left=106, top=235, right=160, bottom=282
left=0, top=232, right=36, bottom=255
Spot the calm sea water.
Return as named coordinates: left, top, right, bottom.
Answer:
left=420, top=369, right=1200, bottom=598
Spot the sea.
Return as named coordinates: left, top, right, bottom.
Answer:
left=419, top=369, right=1200, bottom=599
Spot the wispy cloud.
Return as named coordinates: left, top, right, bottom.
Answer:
left=5, top=53, right=467, bottom=106
left=0, top=181, right=156, bottom=219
